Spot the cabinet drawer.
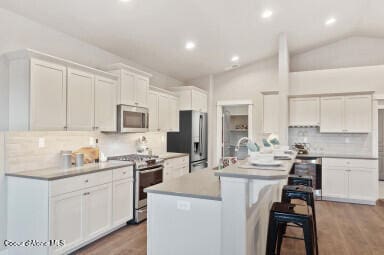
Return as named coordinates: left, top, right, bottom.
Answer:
left=323, top=158, right=377, bottom=169
left=113, top=166, right=133, bottom=181
left=50, top=170, right=112, bottom=197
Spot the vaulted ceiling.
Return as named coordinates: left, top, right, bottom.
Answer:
left=1, top=0, right=384, bottom=81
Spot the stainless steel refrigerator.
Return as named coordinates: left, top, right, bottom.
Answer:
left=167, top=111, right=208, bottom=172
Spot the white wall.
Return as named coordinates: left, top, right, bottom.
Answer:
left=210, top=57, right=278, bottom=165
left=291, top=36, right=384, bottom=72
left=0, top=8, right=183, bottom=89
left=0, top=133, right=5, bottom=252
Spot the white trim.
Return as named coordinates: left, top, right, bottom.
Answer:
left=217, top=100, right=253, bottom=106
left=168, top=85, right=208, bottom=94
left=104, top=62, right=152, bottom=77
left=373, top=93, right=384, bottom=100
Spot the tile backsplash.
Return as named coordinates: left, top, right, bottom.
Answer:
left=288, top=127, right=372, bottom=155
left=4, top=131, right=166, bottom=173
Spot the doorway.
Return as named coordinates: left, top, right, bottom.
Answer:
left=216, top=100, right=253, bottom=166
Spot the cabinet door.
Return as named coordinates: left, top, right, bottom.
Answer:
left=163, top=160, right=174, bottom=182
left=289, top=97, right=320, bottom=126
left=134, top=75, right=149, bottom=107
left=113, top=178, right=134, bottom=227
left=95, top=76, right=117, bottom=132
left=320, top=96, right=344, bottom=133
left=348, top=168, right=378, bottom=201
left=263, top=94, right=279, bottom=134
left=148, top=91, right=159, bottom=131
left=169, top=97, right=179, bottom=132
left=30, top=59, right=67, bottom=130
left=67, top=68, right=95, bottom=130
left=50, top=190, right=84, bottom=254
left=84, top=183, right=112, bottom=240
left=158, top=94, right=170, bottom=131
left=322, top=167, right=348, bottom=199
left=344, top=95, right=372, bottom=133
left=121, top=71, right=135, bottom=105
left=191, top=90, right=208, bottom=112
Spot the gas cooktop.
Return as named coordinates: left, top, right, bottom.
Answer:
left=108, top=154, right=163, bottom=170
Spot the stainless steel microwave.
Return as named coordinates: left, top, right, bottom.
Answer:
left=117, top=105, right=149, bottom=133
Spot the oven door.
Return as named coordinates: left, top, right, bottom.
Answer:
left=135, top=166, right=163, bottom=209
left=118, top=105, right=149, bottom=133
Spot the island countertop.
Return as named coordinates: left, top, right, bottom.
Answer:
left=214, top=154, right=296, bottom=180
left=145, top=170, right=221, bottom=201
left=5, top=160, right=134, bottom=181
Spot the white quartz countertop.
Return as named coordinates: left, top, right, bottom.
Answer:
left=296, top=153, right=378, bottom=160
left=5, top=160, right=133, bottom=181
left=214, top=156, right=296, bottom=180
left=158, top=152, right=189, bottom=160
left=145, top=170, right=221, bottom=201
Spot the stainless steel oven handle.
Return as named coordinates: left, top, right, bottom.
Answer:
left=139, top=167, right=163, bottom=174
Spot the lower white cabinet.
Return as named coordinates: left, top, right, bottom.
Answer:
left=322, top=158, right=378, bottom=205
left=113, top=178, right=134, bottom=227
left=50, top=190, right=84, bottom=254
left=163, top=156, right=189, bottom=182
left=7, top=166, right=134, bottom=255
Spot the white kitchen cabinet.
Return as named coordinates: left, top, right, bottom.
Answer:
left=106, top=64, right=152, bottom=107
left=163, top=156, right=189, bottom=182
left=320, top=96, right=344, bottom=132
left=148, top=91, right=159, bottom=131
left=67, top=68, right=95, bottom=131
left=94, top=76, right=117, bottom=132
left=30, top=58, right=67, bottom=130
left=84, top=183, right=113, bottom=240
left=170, top=86, right=208, bottom=113
left=4, top=49, right=118, bottom=131
left=344, top=95, right=372, bottom=133
left=113, top=178, right=134, bottom=227
left=50, top=190, right=84, bottom=255
left=8, top=166, right=134, bottom=255
left=263, top=93, right=279, bottom=134
left=320, top=94, right=372, bottom=133
left=289, top=97, right=320, bottom=126
left=121, top=71, right=136, bottom=106
left=149, top=87, right=180, bottom=132
left=322, top=158, right=378, bottom=205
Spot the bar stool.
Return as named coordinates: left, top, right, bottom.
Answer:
left=266, top=202, right=317, bottom=255
left=288, top=175, right=313, bottom=187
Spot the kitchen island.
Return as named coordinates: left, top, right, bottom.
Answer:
left=145, top=155, right=296, bottom=255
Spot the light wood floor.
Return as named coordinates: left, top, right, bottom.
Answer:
left=76, top=200, right=384, bottom=255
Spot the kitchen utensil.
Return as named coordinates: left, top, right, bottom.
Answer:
left=75, top=153, right=84, bottom=167
left=61, top=153, right=72, bottom=169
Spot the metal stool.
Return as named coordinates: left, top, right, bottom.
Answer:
left=266, top=202, right=317, bottom=255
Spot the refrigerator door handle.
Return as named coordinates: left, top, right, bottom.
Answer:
left=199, top=115, right=203, bottom=156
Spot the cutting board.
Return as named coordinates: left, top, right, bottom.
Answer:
left=72, top=147, right=99, bottom=164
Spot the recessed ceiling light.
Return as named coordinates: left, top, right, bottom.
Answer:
left=261, top=9, right=273, bottom=19
left=325, top=17, right=336, bottom=26
left=185, top=41, right=196, bottom=50
left=231, top=55, right=239, bottom=62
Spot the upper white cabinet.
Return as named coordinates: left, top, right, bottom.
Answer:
left=169, top=86, right=208, bottom=113
left=4, top=49, right=118, bottom=131
left=95, top=76, right=117, bottom=132
left=263, top=93, right=279, bottom=134
left=29, top=58, right=67, bottom=130
left=106, top=63, right=151, bottom=107
left=320, top=94, right=372, bottom=133
left=289, top=97, right=320, bottom=126
left=149, top=86, right=179, bottom=132
left=67, top=68, right=95, bottom=131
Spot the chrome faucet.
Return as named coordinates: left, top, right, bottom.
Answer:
left=234, top=137, right=251, bottom=159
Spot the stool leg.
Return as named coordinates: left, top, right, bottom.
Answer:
left=266, top=214, right=279, bottom=255
left=302, top=219, right=315, bottom=255
left=308, top=195, right=318, bottom=255
left=276, top=222, right=285, bottom=255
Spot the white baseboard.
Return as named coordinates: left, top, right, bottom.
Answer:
left=323, top=196, right=376, bottom=205
left=0, top=248, right=8, bottom=255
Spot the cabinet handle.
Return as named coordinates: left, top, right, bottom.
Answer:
left=85, top=180, right=89, bottom=183
left=123, top=171, right=126, bottom=174
left=64, top=126, right=68, bottom=130
left=83, top=192, right=90, bottom=196
left=135, top=102, right=139, bottom=105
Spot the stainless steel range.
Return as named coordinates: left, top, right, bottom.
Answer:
left=109, top=154, right=164, bottom=223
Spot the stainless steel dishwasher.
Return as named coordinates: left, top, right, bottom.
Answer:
left=293, top=157, right=322, bottom=199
